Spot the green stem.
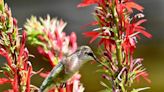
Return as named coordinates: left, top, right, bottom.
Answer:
left=116, top=41, right=123, bottom=66
left=0, top=0, right=4, bottom=13
left=111, top=0, right=123, bottom=65
left=111, top=1, right=126, bottom=92
left=120, top=83, right=126, bottom=92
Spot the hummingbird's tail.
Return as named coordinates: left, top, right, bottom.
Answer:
left=39, top=62, right=64, bottom=91
left=39, top=78, right=51, bottom=92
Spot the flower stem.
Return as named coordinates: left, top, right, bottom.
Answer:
left=116, top=41, right=123, bottom=66
left=0, top=0, right=4, bottom=12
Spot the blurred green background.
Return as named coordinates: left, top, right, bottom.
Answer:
left=0, top=0, right=164, bottom=92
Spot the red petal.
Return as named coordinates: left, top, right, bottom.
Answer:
left=125, top=2, right=144, bottom=12
left=3, top=89, right=13, bottom=92
left=13, top=18, right=18, bottom=26
left=70, top=32, right=77, bottom=44
left=125, top=5, right=133, bottom=12
left=98, top=38, right=105, bottom=46
left=135, top=19, right=147, bottom=27
left=83, top=31, right=99, bottom=37
left=13, top=73, right=19, bottom=92
left=89, top=32, right=100, bottom=43
left=81, top=21, right=98, bottom=29
left=135, top=29, right=152, bottom=38
left=135, top=26, right=146, bottom=30
left=77, top=0, right=98, bottom=7
left=26, top=63, right=32, bottom=92
left=21, top=31, right=26, bottom=47
left=70, top=32, right=77, bottom=52
left=59, top=88, right=66, bottom=92
left=39, top=72, right=50, bottom=78
left=55, top=30, right=63, bottom=48
left=136, top=71, right=151, bottom=83
left=0, top=49, right=13, bottom=69
left=0, top=78, right=10, bottom=84
left=66, top=84, right=73, bottom=92
left=83, top=31, right=100, bottom=43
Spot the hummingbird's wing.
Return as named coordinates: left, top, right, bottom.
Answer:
left=39, top=62, right=64, bottom=92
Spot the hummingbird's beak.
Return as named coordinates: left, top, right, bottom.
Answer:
left=88, top=52, right=101, bottom=64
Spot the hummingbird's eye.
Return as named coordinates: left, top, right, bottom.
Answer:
left=84, top=51, right=88, bottom=55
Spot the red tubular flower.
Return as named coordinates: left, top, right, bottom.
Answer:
left=136, top=71, right=151, bottom=83
left=0, top=78, right=10, bottom=84
left=70, top=32, right=77, bottom=52
left=0, top=49, right=13, bottom=70
left=83, top=31, right=100, bottom=43
left=124, top=2, right=144, bottom=12
left=26, top=63, right=33, bottom=92
left=13, top=72, right=18, bottom=92
left=77, top=0, right=99, bottom=7
left=78, top=0, right=151, bottom=91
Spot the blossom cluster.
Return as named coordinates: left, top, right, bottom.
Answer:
left=78, top=0, right=151, bottom=91
left=25, top=16, right=77, bottom=66
left=0, top=2, right=34, bottom=92
left=25, top=16, right=83, bottom=92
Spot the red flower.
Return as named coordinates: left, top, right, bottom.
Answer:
left=83, top=31, right=100, bottom=43
left=77, top=0, right=99, bottom=7
left=0, top=49, right=13, bottom=70
left=122, top=37, right=136, bottom=55
left=132, top=19, right=152, bottom=38
left=124, top=2, right=144, bottom=12
left=0, top=78, right=10, bottom=84
left=122, top=18, right=152, bottom=56
left=136, top=71, right=151, bottom=83
left=70, top=32, right=77, bottom=52
left=79, top=0, right=151, bottom=90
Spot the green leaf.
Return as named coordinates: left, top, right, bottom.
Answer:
left=131, top=89, right=138, bottom=92
left=1, top=64, right=11, bottom=72
left=131, top=87, right=150, bottom=92
left=100, top=81, right=111, bottom=89
left=10, top=45, right=16, bottom=53
left=99, top=89, right=112, bottom=92
left=1, top=64, right=13, bottom=77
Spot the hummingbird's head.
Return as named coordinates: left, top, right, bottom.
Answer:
left=76, top=46, right=99, bottom=63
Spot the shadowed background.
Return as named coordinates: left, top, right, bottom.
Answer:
left=0, top=0, right=163, bottom=91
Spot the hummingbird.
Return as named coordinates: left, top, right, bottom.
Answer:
left=39, top=46, right=99, bottom=92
